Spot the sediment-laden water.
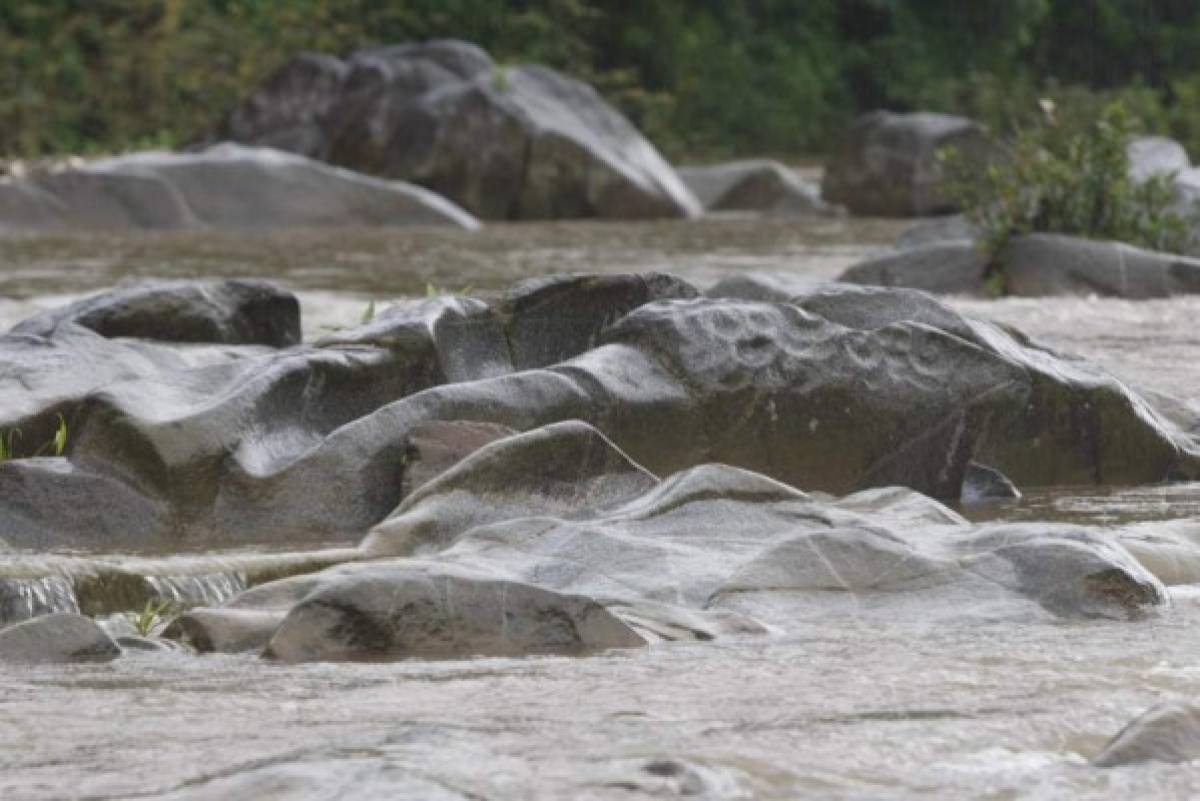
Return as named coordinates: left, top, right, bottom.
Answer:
left=4, top=216, right=1200, bottom=799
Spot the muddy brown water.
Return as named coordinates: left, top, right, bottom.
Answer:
left=4, top=216, right=1200, bottom=799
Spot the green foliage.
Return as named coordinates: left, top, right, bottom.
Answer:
left=944, top=101, right=1192, bottom=257
left=0, top=430, right=18, bottom=463
left=7, top=1, right=1200, bottom=160
left=359, top=300, right=376, bottom=325
left=0, top=415, right=69, bottom=462
left=132, top=598, right=177, bottom=637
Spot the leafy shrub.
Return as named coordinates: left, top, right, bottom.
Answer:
left=944, top=101, right=1192, bottom=257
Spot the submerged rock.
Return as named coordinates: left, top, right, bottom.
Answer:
left=677, top=159, right=842, bottom=216
left=217, top=40, right=699, bottom=220
left=821, top=111, right=996, bottom=217
left=1094, top=704, right=1200, bottom=767
left=0, top=613, right=120, bottom=663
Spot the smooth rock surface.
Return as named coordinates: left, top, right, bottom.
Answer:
left=1000, top=233, right=1200, bottom=299
left=1094, top=704, right=1200, bottom=767
left=217, top=40, right=699, bottom=220
left=0, top=144, right=478, bottom=232
left=678, top=160, right=841, bottom=216
left=821, top=111, right=996, bottom=217
left=839, top=241, right=989, bottom=295
left=262, top=561, right=646, bottom=662
left=12, top=279, right=301, bottom=347
left=0, top=613, right=120, bottom=663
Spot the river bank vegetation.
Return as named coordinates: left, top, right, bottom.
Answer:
left=5, top=0, right=1200, bottom=161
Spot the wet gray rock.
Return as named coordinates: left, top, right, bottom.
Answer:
left=999, top=233, right=1200, bottom=298
left=217, top=40, right=699, bottom=221
left=1127, top=136, right=1189, bottom=183
left=0, top=458, right=169, bottom=551
left=839, top=241, right=989, bottom=295
left=262, top=561, right=646, bottom=662
left=0, top=144, right=478, bottom=232
left=162, top=607, right=287, bottom=654
left=1094, top=704, right=1200, bottom=767
left=821, top=111, right=997, bottom=217
left=380, top=64, right=700, bottom=220
left=399, top=420, right=517, bottom=498
left=6, top=275, right=1198, bottom=555
left=494, top=272, right=699, bottom=369
left=12, top=279, right=300, bottom=347
left=677, top=159, right=842, bottom=216
left=0, top=612, right=120, bottom=663
left=787, top=283, right=1200, bottom=486
left=360, top=424, right=1165, bottom=626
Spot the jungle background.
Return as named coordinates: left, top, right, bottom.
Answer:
left=4, top=0, right=1200, bottom=161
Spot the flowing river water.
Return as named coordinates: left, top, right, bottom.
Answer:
left=4, top=215, right=1200, bottom=799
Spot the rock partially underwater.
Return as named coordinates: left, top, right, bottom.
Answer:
left=0, top=143, right=478, bottom=232
left=2, top=273, right=1198, bottom=662
left=4, top=274, right=1199, bottom=554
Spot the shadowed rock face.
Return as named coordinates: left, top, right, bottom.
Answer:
left=0, top=144, right=478, bottom=233
left=822, top=111, right=997, bottom=217
left=1094, top=704, right=1200, bottom=767
left=3, top=275, right=1197, bottom=556
left=215, top=40, right=700, bottom=221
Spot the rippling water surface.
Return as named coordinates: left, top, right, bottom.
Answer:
left=3, top=217, right=1200, bottom=799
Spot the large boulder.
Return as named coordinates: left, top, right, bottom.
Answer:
left=821, top=111, right=996, bottom=217
left=0, top=613, right=120, bottom=663
left=6, top=275, right=1198, bottom=554
left=998, top=233, right=1200, bottom=298
left=788, top=283, right=1200, bottom=486
left=216, top=41, right=700, bottom=221
left=0, top=144, right=478, bottom=232
left=677, top=160, right=841, bottom=216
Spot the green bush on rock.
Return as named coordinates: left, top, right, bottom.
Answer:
left=944, top=101, right=1193, bottom=263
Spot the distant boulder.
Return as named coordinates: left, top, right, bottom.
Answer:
left=822, top=111, right=996, bottom=217
left=0, top=144, right=478, bottom=232
left=677, top=160, right=842, bottom=216
left=215, top=41, right=700, bottom=221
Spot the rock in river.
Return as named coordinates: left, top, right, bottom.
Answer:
left=821, top=111, right=996, bottom=217
left=0, top=143, right=478, bottom=232
left=0, top=613, right=120, bottom=663
left=215, top=40, right=700, bottom=220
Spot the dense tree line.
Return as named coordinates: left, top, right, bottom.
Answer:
left=5, top=0, right=1200, bottom=160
